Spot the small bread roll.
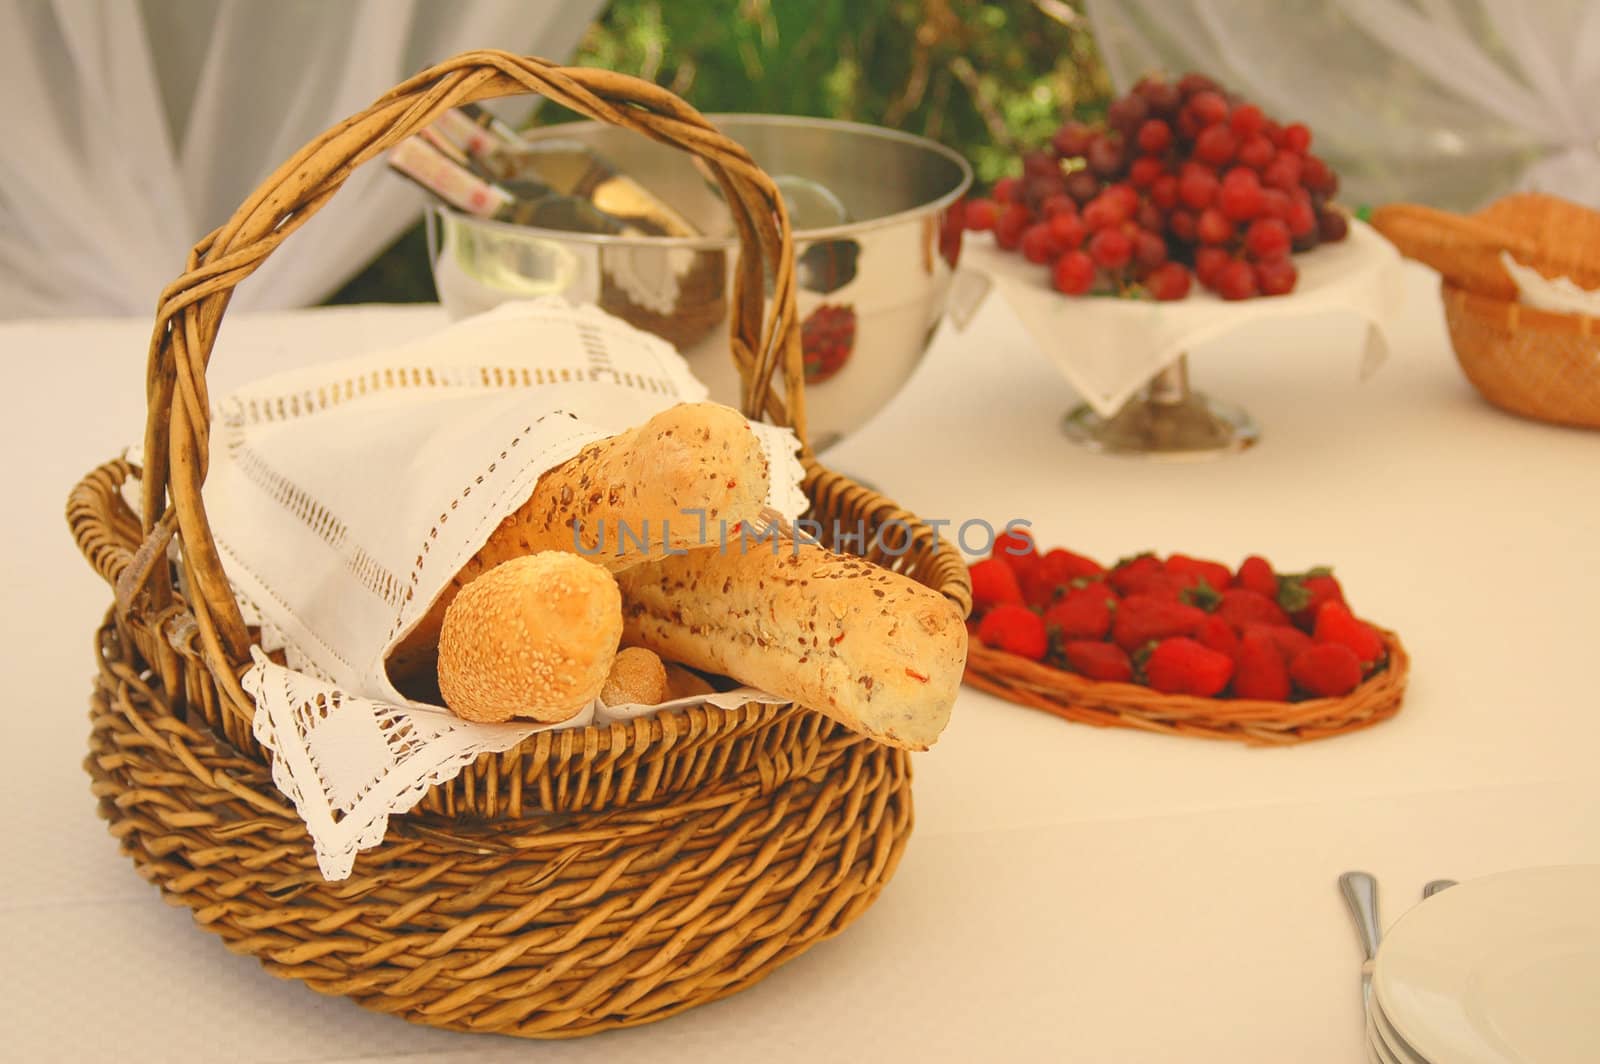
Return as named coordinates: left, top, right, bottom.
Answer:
left=616, top=543, right=968, bottom=750
left=436, top=554, right=622, bottom=723
left=601, top=647, right=669, bottom=706
left=390, top=402, right=770, bottom=682
left=663, top=662, right=717, bottom=701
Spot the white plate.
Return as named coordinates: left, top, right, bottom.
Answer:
left=1367, top=1008, right=1404, bottom=1063
left=1374, top=865, right=1600, bottom=1064
left=1372, top=998, right=1430, bottom=1063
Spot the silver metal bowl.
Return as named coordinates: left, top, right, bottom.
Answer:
left=426, top=114, right=972, bottom=448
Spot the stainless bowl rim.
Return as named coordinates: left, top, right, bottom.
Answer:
left=430, top=112, right=974, bottom=250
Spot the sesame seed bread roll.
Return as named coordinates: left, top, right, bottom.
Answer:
left=615, top=543, right=968, bottom=750
left=436, top=554, right=622, bottom=723
left=389, top=401, right=769, bottom=683
left=601, top=647, right=669, bottom=706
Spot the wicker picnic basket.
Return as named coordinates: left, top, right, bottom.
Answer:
left=66, top=51, right=970, bottom=1039
left=965, top=630, right=1408, bottom=746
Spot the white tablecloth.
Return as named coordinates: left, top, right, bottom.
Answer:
left=4, top=267, right=1597, bottom=1063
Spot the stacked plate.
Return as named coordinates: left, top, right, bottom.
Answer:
left=1364, top=866, right=1600, bottom=1064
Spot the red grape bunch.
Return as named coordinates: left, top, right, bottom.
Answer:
left=962, top=72, right=1350, bottom=301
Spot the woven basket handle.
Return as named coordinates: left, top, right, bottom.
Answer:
left=129, top=51, right=807, bottom=694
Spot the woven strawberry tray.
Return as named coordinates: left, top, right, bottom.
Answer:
left=962, top=537, right=1408, bottom=745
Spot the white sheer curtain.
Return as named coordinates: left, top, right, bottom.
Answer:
left=1085, top=0, right=1600, bottom=212
left=0, top=0, right=603, bottom=319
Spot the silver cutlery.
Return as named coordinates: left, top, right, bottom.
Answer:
left=1339, top=870, right=1382, bottom=1009
left=1422, top=879, right=1456, bottom=899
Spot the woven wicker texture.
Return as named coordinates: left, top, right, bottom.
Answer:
left=1442, top=282, right=1600, bottom=430
left=66, top=50, right=971, bottom=1037
left=964, top=629, right=1408, bottom=746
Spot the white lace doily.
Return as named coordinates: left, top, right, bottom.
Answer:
left=195, top=298, right=805, bottom=880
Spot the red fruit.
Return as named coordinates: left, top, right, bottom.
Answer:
left=1065, top=169, right=1101, bottom=204
left=1194, top=124, right=1237, bottom=166
left=1218, top=170, right=1265, bottom=221
left=1262, top=188, right=1295, bottom=222
left=1188, top=90, right=1229, bottom=126
left=1146, top=261, right=1191, bottom=301
left=1137, top=119, right=1173, bottom=154
left=978, top=604, right=1048, bottom=662
left=1133, top=229, right=1168, bottom=269
left=1052, top=250, right=1096, bottom=294
left=1049, top=211, right=1087, bottom=249
left=1177, top=72, right=1220, bottom=97
left=1178, top=167, right=1219, bottom=210
left=1063, top=641, right=1135, bottom=683
left=1242, top=622, right=1314, bottom=665
left=1194, top=246, right=1231, bottom=288
left=1107, top=93, right=1151, bottom=135
left=993, top=526, right=1036, bottom=561
left=1233, top=630, right=1292, bottom=700
left=1197, top=208, right=1234, bottom=245
left=1022, top=548, right=1105, bottom=607
left=1319, top=208, right=1350, bottom=243
left=1112, top=595, right=1208, bottom=652
left=1215, top=259, right=1258, bottom=300
left=1313, top=601, right=1386, bottom=667
left=1263, top=154, right=1304, bottom=192
left=1052, top=121, right=1093, bottom=159
left=995, top=203, right=1032, bottom=250
left=1254, top=255, right=1298, bottom=296
left=1086, top=134, right=1126, bottom=178
left=1023, top=175, right=1068, bottom=214
left=1196, top=613, right=1242, bottom=660
left=1129, top=155, right=1165, bottom=188
left=1023, top=150, right=1058, bottom=179
left=1290, top=643, right=1362, bottom=697
left=993, top=176, right=1022, bottom=204
left=964, top=197, right=998, bottom=232
left=1237, top=134, right=1275, bottom=171
left=1217, top=588, right=1291, bottom=630
left=1083, top=193, right=1129, bottom=230
left=1279, top=570, right=1346, bottom=628
left=1244, top=218, right=1291, bottom=259
left=1043, top=584, right=1117, bottom=641
left=1136, top=201, right=1165, bottom=233
left=1286, top=196, right=1317, bottom=237
left=1166, top=554, right=1232, bottom=593
left=1234, top=555, right=1278, bottom=599
left=1228, top=103, right=1266, bottom=138
left=1109, top=554, right=1163, bottom=595
left=1106, top=183, right=1140, bottom=212
left=968, top=557, right=1024, bottom=613
left=1020, top=222, right=1061, bottom=264
left=1144, top=637, right=1234, bottom=696
left=1281, top=122, right=1312, bottom=154
left=1138, top=77, right=1182, bottom=116
left=1089, top=228, right=1133, bottom=270
left=1302, top=154, right=1335, bottom=193
left=1042, top=194, right=1078, bottom=219
left=1168, top=208, right=1198, bottom=243
left=1151, top=174, right=1180, bottom=210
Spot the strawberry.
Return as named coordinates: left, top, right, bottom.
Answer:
left=1022, top=548, right=1104, bottom=608
left=1217, top=588, right=1291, bottom=630
left=1279, top=568, right=1345, bottom=629
left=1062, top=640, right=1134, bottom=683
left=1290, top=643, right=1363, bottom=697
left=1165, top=553, right=1232, bottom=594
left=1111, top=595, right=1208, bottom=652
left=1313, top=601, right=1385, bottom=667
left=1242, top=622, right=1313, bottom=664
left=968, top=557, right=1024, bottom=615
left=1043, top=583, right=1117, bottom=641
left=1195, top=613, right=1242, bottom=659
left=993, top=527, right=1036, bottom=563
left=977, top=604, right=1048, bottom=661
left=1143, top=637, right=1234, bottom=696
left=1233, top=629, right=1291, bottom=700
left=1234, top=554, right=1278, bottom=599
left=1109, top=553, right=1163, bottom=595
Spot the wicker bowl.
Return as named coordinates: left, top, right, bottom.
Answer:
left=964, top=629, right=1408, bottom=746
left=66, top=51, right=970, bottom=1039
left=1441, top=281, right=1600, bottom=430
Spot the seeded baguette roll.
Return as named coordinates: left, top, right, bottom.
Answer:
left=390, top=402, right=769, bottom=684
left=436, top=554, right=622, bottom=723
left=615, top=543, right=968, bottom=750
left=663, top=662, right=717, bottom=700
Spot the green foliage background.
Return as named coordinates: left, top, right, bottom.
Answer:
left=328, top=0, right=1109, bottom=305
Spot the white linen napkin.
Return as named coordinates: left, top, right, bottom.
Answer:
left=963, top=219, right=1405, bottom=416
left=193, top=298, right=806, bottom=880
